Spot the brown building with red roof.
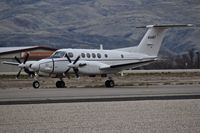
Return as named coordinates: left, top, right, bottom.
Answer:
left=0, top=46, right=57, bottom=73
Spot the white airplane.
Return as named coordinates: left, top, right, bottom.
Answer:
left=3, top=24, right=193, bottom=88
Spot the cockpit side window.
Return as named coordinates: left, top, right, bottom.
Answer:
left=51, top=51, right=66, bottom=58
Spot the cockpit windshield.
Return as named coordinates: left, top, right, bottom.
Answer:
left=51, top=51, right=66, bottom=58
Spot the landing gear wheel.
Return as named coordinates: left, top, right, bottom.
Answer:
left=56, top=81, right=65, bottom=88
left=33, top=81, right=40, bottom=89
left=105, top=80, right=115, bottom=88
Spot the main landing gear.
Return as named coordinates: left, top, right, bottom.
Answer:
left=32, top=80, right=66, bottom=88
left=56, top=80, right=65, bottom=88
left=105, top=77, right=115, bottom=88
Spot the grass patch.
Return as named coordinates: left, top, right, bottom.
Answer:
left=0, top=74, right=29, bottom=79
left=175, top=82, right=186, bottom=85
left=126, top=72, right=200, bottom=78
left=163, top=82, right=170, bottom=85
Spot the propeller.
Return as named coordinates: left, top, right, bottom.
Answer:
left=64, top=54, right=82, bottom=78
left=13, top=53, right=33, bottom=78
left=2, top=53, right=36, bottom=78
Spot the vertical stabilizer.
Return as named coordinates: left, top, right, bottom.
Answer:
left=117, top=24, right=193, bottom=56
left=137, top=26, right=167, bottom=56
left=137, top=24, right=193, bottom=56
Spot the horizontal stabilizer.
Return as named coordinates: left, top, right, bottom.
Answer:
left=136, top=24, right=193, bottom=28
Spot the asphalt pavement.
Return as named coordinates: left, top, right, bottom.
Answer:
left=0, top=85, right=200, bottom=104
left=0, top=99, right=200, bottom=133
left=1, top=85, right=200, bottom=132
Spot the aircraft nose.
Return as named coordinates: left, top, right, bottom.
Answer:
left=31, top=62, right=39, bottom=71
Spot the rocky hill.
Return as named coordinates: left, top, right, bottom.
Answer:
left=0, top=0, right=199, bottom=58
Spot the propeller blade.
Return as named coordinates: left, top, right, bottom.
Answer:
left=2, top=61, right=19, bottom=66
left=73, top=56, right=80, bottom=64
left=65, top=55, right=80, bottom=78
left=23, top=53, right=29, bottom=64
left=64, top=68, right=71, bottom=79
left=16, top=68, right=22, bottom=79
left=24, top=68, right=31, bottom=74
left=64, top=68, right=71, bottom=74
left=15, top=56, right=21, bottom=64
left=65, top=54, right=72, bottom=63
left=73, top=68, right=79, bottom=78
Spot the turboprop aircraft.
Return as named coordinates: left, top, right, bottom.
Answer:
left=2, top=24, right=193, bottom=88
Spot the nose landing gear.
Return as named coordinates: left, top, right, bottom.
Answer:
left=33, top=81, right=40, bottom=89
left=32, top=73, right=40, bottom=89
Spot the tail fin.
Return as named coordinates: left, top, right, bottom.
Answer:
left=118, top=24, right=193, bottom=56
left=137, top=24, right=193, bottom=56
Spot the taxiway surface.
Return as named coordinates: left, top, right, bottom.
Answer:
left=1, top=85, right=200, bottom=132
left=0, top=85, right=200, bottom=104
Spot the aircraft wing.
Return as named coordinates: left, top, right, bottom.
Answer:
left=100, top=60, right=155, bottom=70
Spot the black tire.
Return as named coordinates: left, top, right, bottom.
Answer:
left=56, top=81, right=61, bottom=88
left=105, top=80, right=115, bottom=88
left=105, top=80, right=110, bottom=87
left=61, top=81, right=65, bottom=88
left=56, top=81, right=65, bottom=88
left=109, top=80, right=115, bottom=87
left=33, top=81, right=40, bottom=89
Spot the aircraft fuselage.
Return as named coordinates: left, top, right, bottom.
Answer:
left=31, top=48, right=156, bottom=76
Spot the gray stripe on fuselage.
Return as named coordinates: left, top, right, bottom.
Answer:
left=38, top=58, right=156, bottom=65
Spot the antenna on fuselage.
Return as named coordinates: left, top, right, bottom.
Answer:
left=100, top=44, right=103, bottom=50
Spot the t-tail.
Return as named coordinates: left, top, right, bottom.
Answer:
left=117, top=24, right=193, bottom=56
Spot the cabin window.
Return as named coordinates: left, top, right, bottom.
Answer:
left=92, top=53, right=96, bottom=58
left=105, top=54, right=108, bottom=58
left=68, top=52, right=73, bottom=58
left=81, top=53, right=85, bottom=58
left=87, top=53, right=91, bottom=58
left=121, top=54, right=124, bottom=58
left=97, top=53, right=101, bottom=58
